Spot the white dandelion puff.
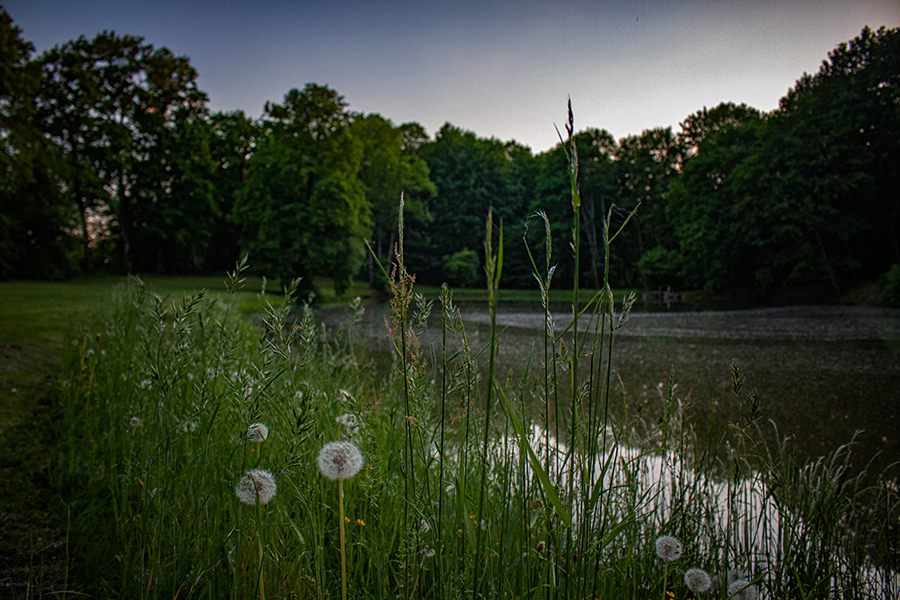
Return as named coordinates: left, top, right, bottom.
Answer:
left=684, top=568, right=712, bottom=593
left=336, top=413, right=359, bottom=435
left=654, top=535, right=683, bottom=563
left=727, top=579, right=758, bottom=600
left=234, top=469, right=277, bottom=505
left=726, top=569, right=746, bottom=586
left=246, top=422, right=268, bottom=442
left=317, top=441, right=364, bottom=481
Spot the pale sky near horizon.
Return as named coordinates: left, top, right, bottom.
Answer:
left=5, top=0, right=899, bottom=153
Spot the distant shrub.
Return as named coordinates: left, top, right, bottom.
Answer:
left=878, top=263, right=900, bottom=307
left=442, top=247, right=480, bottom=287
left=638, top=245, right=681, bottom=287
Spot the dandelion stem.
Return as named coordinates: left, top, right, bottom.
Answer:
left=256, top=482, right=266, bottom=600
left=339, top=479, right=347, bottom=600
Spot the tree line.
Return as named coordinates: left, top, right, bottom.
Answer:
left=2, top=8, right=898, bottom=297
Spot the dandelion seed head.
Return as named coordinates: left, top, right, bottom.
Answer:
left=234, top=468, right=277, bottom=505
left=247, top=422, right=268, bottom=442
left=317, top=441, right=364, bottom=481
left=655, top=535, right=683, bottom=562
left=726, top=568, right=746, bottom=586
left=727, top=579, right=758, bottom=600
left=336, top=413, right=359, bottom=435
left=684, top=568, right=712, bottom=593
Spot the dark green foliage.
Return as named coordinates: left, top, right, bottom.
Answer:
left=233, top=84, right=371, bottom=294
left=531, top=127, right=622, bottom=288
left=413, top=124, right=536, bottom=287
left=769, top=26, right=900, bottom=286
left=879, top=264, right=900, bottom=307
left=442, top=247, right=480, bottom=287
left=206, top=111, right=262, bottom=272
left=37, top=30, right=211, bottom=275
left=0, top=8, right=74, bottom=279
left=350, top=113, right=436, bottom=287
left=665, top=107, right=765, bottom=291
left=617, top=127, right=680, bottom=258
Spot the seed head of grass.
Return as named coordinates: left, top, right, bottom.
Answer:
left=130, top=417, right=142, bottom=428
left=317, top=441, right=364, bottom=481
left=246, top=422, right=269, bottom=442
left=235, top=468, right=277, bottom=505
left=654, top=535, right=683, bottom=563
left=684, top=568, right=712, bottom=593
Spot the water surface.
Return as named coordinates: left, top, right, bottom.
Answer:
left=317, top=302, right=900, bottom=471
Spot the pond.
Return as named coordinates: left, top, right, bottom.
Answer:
left=316, top=301, right=900, bottom=472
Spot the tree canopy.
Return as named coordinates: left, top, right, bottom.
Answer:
left=2, top=5, right=897, bottom=301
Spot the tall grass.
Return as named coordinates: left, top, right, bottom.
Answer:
left=53, top=113, right=899, bottom=599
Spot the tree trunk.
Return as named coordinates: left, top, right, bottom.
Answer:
left=118, top=173, right=133, bottom=274
left=387, top=229, right=396, bottom=272
left=581, top=192, right=601, bottom=290
left=890, top=223, right=900, bottom=264
left=69, top=143, right=93, bottom=274
left=814, top=227, right=841, bottom=295
left=75, top=193, right=93, bottom=274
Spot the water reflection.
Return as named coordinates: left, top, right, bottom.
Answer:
left=316, top=302, right=900, bottom=470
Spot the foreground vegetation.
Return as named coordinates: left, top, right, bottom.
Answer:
left=47, top=134, right=900, bottom=598
left=46, top=256, right=899, bottom=599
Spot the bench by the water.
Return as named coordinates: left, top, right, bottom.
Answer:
left=642, top=286, right=683, bottom=308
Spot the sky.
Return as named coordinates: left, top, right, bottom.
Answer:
left=5, top=0, right=899, bottom=153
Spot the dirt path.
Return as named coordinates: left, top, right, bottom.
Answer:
left=0, top=344, right=69, bottom=598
